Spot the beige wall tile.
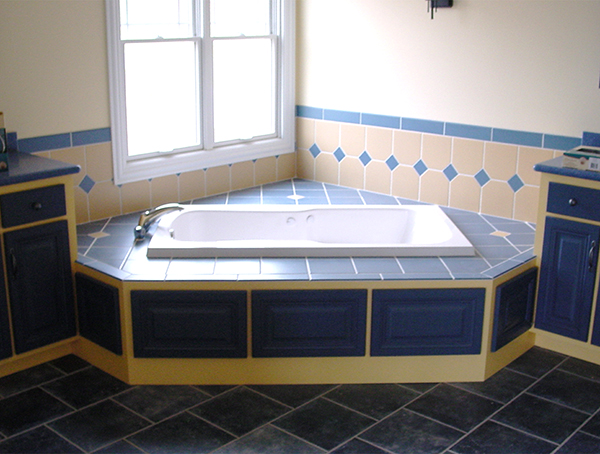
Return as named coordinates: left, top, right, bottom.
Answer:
left=254, top=156, right=277, bottom=185
left=393, top=130, right=421, bottom=166
left=89, top=180, right=122, bottom=220
left=340, top=123, right=366, bottom=157
left=296, top=117, right=315, bottom=150
left=481, top=180, right=514, bottom=218
left=50, top=146, right=86, bottom=170
left=365, top=160, right=391, bottom=194
left=179, top=169, right=206, bottom=202
left=419, top=170, right=449, bottom=206
left=315, top=120, right=339, bottom=153
left=452, top=138, right=484, bottom=175
left=150, top=174, right=179, bottom=206
left=484, top=142, right=518, bottom=180
left=85, top=142, right=113, bottom=182
left=230, top=160, right=255, bottom=191
left=449, top=175, right=481, bottom=212
left=205, top=165, right=231, bottom=195
left=276, top=152, right=296, bottom=180
left=518, top=146, right=554, bottom=186
left=315, top=152, right=339, bottom=184
left=339, top=157, right=364, bottom=189
left=391, top=165, right=419, bottom=200
left=73, top=187, right=90, bottom=224
left=366, top=127, right=393, bottom=161
left=422, top=134, right=452, bottom=171
left=514, top=185, right=540, bottom=223
left=296, top=148, right=315, bottom=180
left=121, top=180, right=150, bottom=215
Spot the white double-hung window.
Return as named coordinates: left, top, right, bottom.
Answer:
left=105, top=0, right=295, bottom=184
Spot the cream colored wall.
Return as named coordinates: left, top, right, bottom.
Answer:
left=296, top=0, right=600, bottom=137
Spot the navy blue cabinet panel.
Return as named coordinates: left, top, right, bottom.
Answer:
left=76, top=273, right=122, bottom=355
left=491, top=267, right=537, bottom=352
left=252, top=290, right=367, bottom=357
left=5, top=221, right=75, bottom=354
left=0, top=256, right=10, bottom=360
left=0, top=185, right=66, bottom=228
left=131, top=290, right=247, bottom=358
left=371, top=288, right=485, bottom=356
left=535, top=217, right=600, bottom=341
left=547, top=183, right=600, bottom=223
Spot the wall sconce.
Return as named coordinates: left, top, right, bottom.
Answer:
left=427, top=0, right=453, bottom=19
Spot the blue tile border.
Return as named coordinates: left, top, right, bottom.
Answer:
left=72, top=128, right=111, bottom=146
left=296, top=105, right=587, bottom=151
left=13, top=127, right=112, bottom=153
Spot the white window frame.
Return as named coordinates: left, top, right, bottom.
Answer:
left=105, top=0, right=295, bottom=185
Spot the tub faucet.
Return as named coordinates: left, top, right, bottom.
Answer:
left=134, top=203, right=184, bottom=240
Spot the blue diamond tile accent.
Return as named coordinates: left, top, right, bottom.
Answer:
left=443, top=164, right=458, bottom=182
left=413, top=159, right=428, bottom=176
left=386, top=155, right=399, bottom=171
left=359, top=151, right=372, bottom=166
left=334, top=147, right=346, bottom=162
left=475, top=169, right=491, bottom=187
left=79, top=175, right=95, bottom=194
left=309, top=144, right=321, bottom=158
left=508, top=174, right=525, bottom=192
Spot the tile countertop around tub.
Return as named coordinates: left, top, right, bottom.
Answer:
left=76, top=180, right=535, bottom=282
left=0, top=151, right=80, bottom=186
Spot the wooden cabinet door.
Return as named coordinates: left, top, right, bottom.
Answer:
left=535, top=217, right=600, bottom=341
left=5, top=221, right=75, bottom=354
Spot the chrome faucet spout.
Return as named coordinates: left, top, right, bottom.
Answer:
left=134, top=203, right=184, bottom=240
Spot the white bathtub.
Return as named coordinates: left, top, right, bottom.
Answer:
left=146, top=204, right=475, bottom=258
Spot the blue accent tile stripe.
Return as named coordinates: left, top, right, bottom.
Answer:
left=543, top=134, right=580, bottom=151
left=361, top=113, right=401, bottom=129
left=402, top=118, right=444, bottom=135
left=583, top=132, right=600, bottom=147
left=324, top=109, right=360, bottom=124
left=491, top=128, right=543, bottom=147
left=296, top=105, right=323, bottom=120
left=445, top=123, right=492, bottom=141
left=18, top=133, right=72, bottom=153
left=72, top=128, right=111, bottom=146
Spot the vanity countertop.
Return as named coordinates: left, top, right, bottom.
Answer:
left=0, top=151, right=80, bottom=186
left=534, top=157, right=600, bottom=183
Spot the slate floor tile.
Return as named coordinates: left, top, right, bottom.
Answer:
left=41, top=366, right=131, bottom=409
left=330, top=438, right=390, bottom=454
left=453, top=368, right=536, bottom=403
left=555, top=431, right=600, bottom=454
left=581, top=412, right=600, bottom=437
left=48, top=354, right=91, bottom=374
left=559, top=357, right=600, bottom=382
left=273, top=398, right=376, bottom=451
left=324, top=383, right=419, bottom=419
left=48, top=399, right=151, bottom=452
left=451, top=421, right=557, bottom=454
left=0, top=426, right=83, bottom=454
left=406, top=383, right=502, bottom=432
left=0, top=388, right=73, bottom=436
left=0, top=364, right=64, bottom=398
left=213, top=425, right=324, bottom=454
left=190, top=387, right=290, bottom=436
left=505, top=346, right=566, bottom=378
left=127, top=412, right=234, bottom=454
left=360, top=408, right=463, bottom=454
left=93, top=439, right=145, bottom=453
left=492, top=393, right=588, bottom=444
left=528, top=369, right=600, bottom=414
left=114, top=385, right=209, bottom=422
left=248, top=384, right=336, bottom=407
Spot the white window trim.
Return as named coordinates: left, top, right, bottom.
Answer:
left=105, top=0, right=295, bottom=185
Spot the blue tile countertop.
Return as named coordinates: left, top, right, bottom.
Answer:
left=0, top=151, right=80, bottom=186
left=534, top=157, right=600, bottom=183
left=76, top=179, right=535, bottom=282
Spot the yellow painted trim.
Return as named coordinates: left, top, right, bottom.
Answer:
left=533, top=329, right=600, bottom=364
left=0, top=337, right=76, bottom=378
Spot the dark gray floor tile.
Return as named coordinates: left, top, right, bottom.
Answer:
left=213, top=425, right=324, bottom=454
left=273, top=398, right=376, bottom=451
left=49, top=400, right=150, bottom=452
left=529, top=369, right=600, bottom=414
left=360, top=408, right=463, bottom=454
left=324, top=384, right=419, bottom=419
left=113, top=385, right=210, bottom=422
left=48, top=355, right=90, bottom=374
left=559, top=357, right=600, bottom=382
left=248, top=384, right=336, bottom=407
left=505, top=347, right=566, bottom=378
left=330, top=438, right=389, bottom=454
left=581, top=412, right=600, bottom=437
left=193, top=384, right=237, bottom=396
left=492, top=393, right=588, bottom=444
left=0, top=426, right=83, bottom=454
left=555, top=432, right=600, bottom=454
left=453, top=368, right=536, bottom=403
left=0, top=388, right=73, bottom=436
left=0, top=364, right=64, bottom=398
left=93, top=439, right=145, bottom=453
left=128, top=412, right=234, bottom=454
left=400, top=382, right=438, bottom=393
left=406, top=384, right=502, bottom=432
left=41, top=366, right=131, bottom=409
left=190, top=387, right=290, bottom=436
left=451, top=421, right=557, bottom=454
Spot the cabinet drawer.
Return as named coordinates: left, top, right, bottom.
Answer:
left=1, top=185, right=66, bottom=228
left=547, top=183, right=600, bottom=222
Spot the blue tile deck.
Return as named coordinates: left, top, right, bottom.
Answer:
left=76, top=179, right=536, bottom=282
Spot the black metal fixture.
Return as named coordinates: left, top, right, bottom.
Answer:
left=427, top=0, right=453, bottom=19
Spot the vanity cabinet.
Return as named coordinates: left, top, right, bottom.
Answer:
left=0, top=258, right=10, bottom=360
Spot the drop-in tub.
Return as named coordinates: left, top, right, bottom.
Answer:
left=146, top=204, right=474, bottom=258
